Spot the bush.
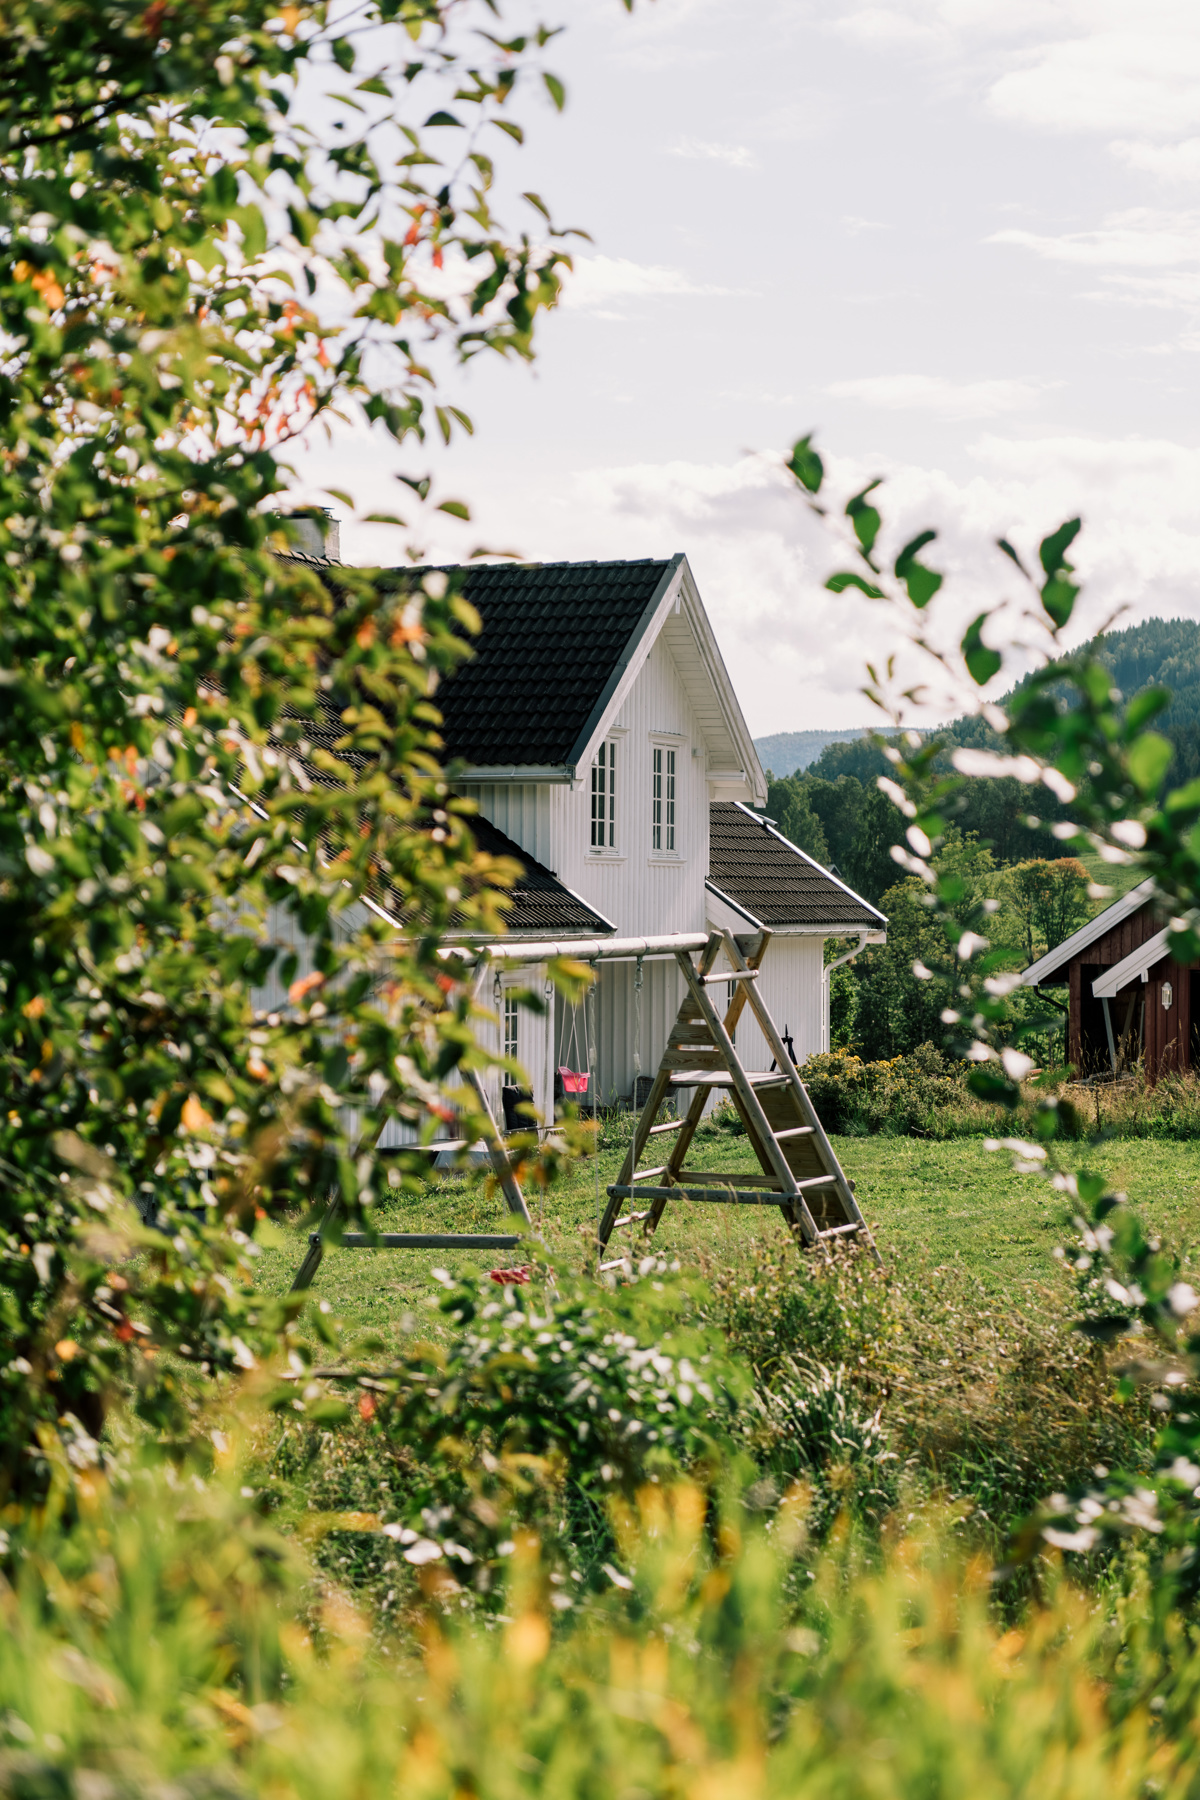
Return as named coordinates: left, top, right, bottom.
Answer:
left=263, top=1264, right=747, bottom=1607
left=703, top=1242, right=1157, bottom=1545
left=798, top=1044, right=993, bottom=1138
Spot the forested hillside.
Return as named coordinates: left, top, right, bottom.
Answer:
left=759, top=617, right=1200, bottom=1062
left=752, top=725, right=872, bottom=776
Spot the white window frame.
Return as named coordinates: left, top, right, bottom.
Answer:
left=590, top=738, right=618, bottom=852
left=650, top=735, right=684, bottom=859
left=503, top=991, right=520, bottom=1063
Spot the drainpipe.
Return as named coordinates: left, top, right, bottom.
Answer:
left=822, top=933, right=869, bottom=1053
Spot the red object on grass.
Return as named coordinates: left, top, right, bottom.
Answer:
left=489, top=1266, right=531, bottom=1286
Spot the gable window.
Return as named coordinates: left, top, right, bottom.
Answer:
left=503, top=992, right=520, bottom=1062
left=591, top=740, right=617, bottom=849
left=652, top=745, right=677, bottom=853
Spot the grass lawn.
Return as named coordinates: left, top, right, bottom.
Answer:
left=252, top=1130, right=1200, bottom=1347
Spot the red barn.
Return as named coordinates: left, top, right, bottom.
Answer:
left=1021, top=879, right=1199, bottom=1082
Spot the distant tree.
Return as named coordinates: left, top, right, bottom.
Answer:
left=806, top=775, right=865, bottom=873
left=841, top=784, right=906, bottom=907
left=851, top=877, right=950, bottom=1059
left=1003, top=859, right=1091, bottom=963
left=764, top=775, right=829, bottom=864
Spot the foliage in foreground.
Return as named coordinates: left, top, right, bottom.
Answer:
left=0, top=1457, right=1193, bottom=1800
left=0, top=0, right=583, bottom=1494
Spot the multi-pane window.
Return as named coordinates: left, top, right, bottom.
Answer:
left=652, top=746, right=676, bottom=852
left=591, top=740, right=616, bottom=848
left=503, top=992, right=520, bottom=1063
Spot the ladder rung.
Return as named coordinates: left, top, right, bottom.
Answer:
left=818, top=1222, right=862, bottom=1239
left=648, top=1119, right=686, bottom=1136
left=702, top=968, right=759, bottom=986
left=338, top=1232, right=522, bottom=1249
left=667, top=1072, right=791, bottom=1088
left=614, top=1211, right=652, bottom=1229
left=773, top=1125, right=814, bottom=1141
left=631, top=1165, right=668, bottom=1182
left=599, top=1257, right=628, bottom=1272
left=608, top=1185, right=785, bottom=1207
left=790, top=1176, right=840, bottom=1192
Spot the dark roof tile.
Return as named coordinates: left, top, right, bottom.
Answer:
left=407, top=558, right=678, bottom=767
left=707, top=802, right=885, bottom=930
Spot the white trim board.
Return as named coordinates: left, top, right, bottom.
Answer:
left=1021, top=878, right=1157, bottom=986
left=1092, top=927, right=1174, bottom=998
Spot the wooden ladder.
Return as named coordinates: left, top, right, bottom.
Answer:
left=598, top=928, right=880, bottom=1267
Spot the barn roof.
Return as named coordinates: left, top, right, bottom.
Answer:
left=705, top=802, right=886, bottom=933
left=1020, top=878, right=1156, bottom=985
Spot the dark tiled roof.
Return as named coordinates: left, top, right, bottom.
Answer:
left=414, top=558, right=679, bottom=767
left=707, top=802, right=885, bottom=930
left=468, top=814, right=613, bottom=937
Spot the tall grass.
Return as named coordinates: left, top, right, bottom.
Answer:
left=1, top=1462, right=1192, bottom=1800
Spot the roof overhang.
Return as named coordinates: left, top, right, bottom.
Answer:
left=1021, top=877, right=1157, bottom=985
left=1092, top=926, right=1173, bottom=998
left=456, top=763, right=575, bottom=785
left=704, top=879, right=886, bottom=939
left=568, top=556, right=768, bottom=807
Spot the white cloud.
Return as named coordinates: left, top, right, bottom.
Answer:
left=827, top=373, right=1045, bottom=418
left=1112, top=138, right=1200, bottom=181
left=989, top=209, right=1200, bottom=268
left=558, top=254, right=748, bottom=313
left=989, top=30, right=1200, bottom=137
left=667, top=136, right=757, bottom=169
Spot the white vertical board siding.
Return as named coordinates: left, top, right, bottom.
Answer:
left=459, top=782, right=554, bottom=869
left=554, top=955, right=687, bottom=1106
left=724, top=935, right=825, bottom=1072
left=546, top=636, right=710, bottom=939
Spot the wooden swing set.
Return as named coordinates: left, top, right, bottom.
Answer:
left=290, top=927, right=877, bottom=1291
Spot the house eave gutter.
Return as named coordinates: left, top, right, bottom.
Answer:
left=456, top=763, right=575, bottom=785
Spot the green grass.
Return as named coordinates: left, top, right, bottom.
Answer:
left=253, top=1132, right=1200, bottom=1340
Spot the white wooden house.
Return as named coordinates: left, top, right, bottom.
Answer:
left=255, top=549, right=886, bottom=1136
left=412, top=553, right=886, bottom=1129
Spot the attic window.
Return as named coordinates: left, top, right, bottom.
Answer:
left=591, top=740, right=616, bottom=849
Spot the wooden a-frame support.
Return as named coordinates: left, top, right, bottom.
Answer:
left=598, top=928, right=880, bottom=1267
left=290, top=1064, right=532, bottom=1292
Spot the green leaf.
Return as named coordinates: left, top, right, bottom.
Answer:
left=785, top=434, right=823, bottom=495
left=894, top=530, right=942, bottom=609
left=332, top=36, right=356, bottom=72
left=522, top=191, right=551, bottom=222
left=1125, top=686, right=1170, bottom=735
left=1128, top=731, right=1173, bottom=795
left=493, top=120, right=525, bottom=144
left=962, top=613, right=1001, bottom=687
left=967, top=1066, right=1017, bottom=1107
left=1165, top=777, right=1200, bottom=814
left=543, top=72, right=566, bottom=111
left=356, top=77, right=392, bottom=97
left=1039, top=517, right=1081, bottom=576
left=997, top=537, right=1029, bottom=577
left=846, top=481, right=882, bottom=561
left=424, top=110, right=462, bottom=127
left=1040, top=574, right=1078, bottom=630
left=826, top=571, right=884, bottom=599
left=324, top=488, right=355, bottom=508
left=437, top=499, right=471, bottom=520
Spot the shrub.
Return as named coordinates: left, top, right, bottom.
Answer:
left=702, top=1242, right=1157, bottom=1545
left=798, top=1044, right=993, bottom=1138
left=264, top=1264, right=747, bottom=1605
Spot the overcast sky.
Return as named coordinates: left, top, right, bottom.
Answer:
left=292, top=0, right=1200, bottom=737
